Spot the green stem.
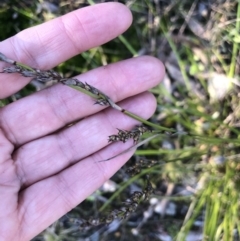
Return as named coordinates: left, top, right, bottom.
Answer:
left=123, top=110, right=175, bottom=132
left=69, top=85, right=100, bottom=99
left=16, top=61, right=37, bottom=71
left=118, top=35, right=138, bottom=56
left=70, top=85, right=175, bottom=132
left=228, top=1, right=240, bottom=78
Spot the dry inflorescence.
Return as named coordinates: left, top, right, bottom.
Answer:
left=126, top=158, right=157, bottom=176
left=79, top=175, right=154, bottom=229
left=0, top=52, right=158, bottom=229
left=108, top=125, right=153, bottom=143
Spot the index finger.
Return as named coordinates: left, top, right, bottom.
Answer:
left=0, top=2, right=132, bottom=98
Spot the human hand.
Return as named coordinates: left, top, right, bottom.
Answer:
left=0, top=3, right=165, bottom=241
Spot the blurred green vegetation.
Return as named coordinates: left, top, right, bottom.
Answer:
left=1, top=0, right=240, bottom=240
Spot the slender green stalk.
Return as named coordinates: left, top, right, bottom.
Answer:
left=118, top=35, right=138, bottom=56
left=86, top=0, right=95, bottom=5
left=123, top=109, right=175, bottom=132
left=176, top=175, right=208, bottom=241
left=160, top=24, right=191, bottom=91
left=228, top=1, right=240, bottom=78
left=69, top=85, right=102, bottom=99
left=12, top=6, right=40, bottom=22
left=71, top=85, right=176, bottom=132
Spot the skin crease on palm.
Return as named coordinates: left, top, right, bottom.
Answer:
left=0, top=2, right=165, bottom=241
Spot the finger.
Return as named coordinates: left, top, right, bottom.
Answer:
left=0, top=128, right=19, bottom=238
left=0, top=56, right=165, bottom=145
left=17, top=93, right=156, bottom=241
left=0, top=2, right=132, bottom=98
left=15, top=92, right=156, bottom=187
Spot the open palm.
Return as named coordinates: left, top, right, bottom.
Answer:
left=0, top=3, right=164, bottom=241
